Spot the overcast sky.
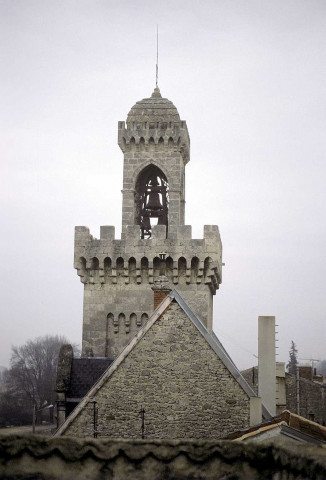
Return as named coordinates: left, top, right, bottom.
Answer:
left=1, top=0, right=326, bottom=370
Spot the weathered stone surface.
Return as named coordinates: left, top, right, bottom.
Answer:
left=56, top=344, right=73, bottom=392
left=1, top=434, right=326, bottom=480
left=242, top=365, right=326, bottom=425
left=61, top=301, right=250, bottom=439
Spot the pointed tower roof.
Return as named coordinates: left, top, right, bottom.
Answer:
left=127, top=88, right=180, bottom=123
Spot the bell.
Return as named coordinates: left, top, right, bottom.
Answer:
left=144, top=175, right=162, bottom=211
left=145, top=190, right=162, bottom=210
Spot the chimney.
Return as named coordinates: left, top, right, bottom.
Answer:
left=152, top=252, right=171, bottom=309
left=258, top=316, right=276, bottom=416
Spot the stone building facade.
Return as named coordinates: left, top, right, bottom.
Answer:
left=242, top=365, right=326, bottom=426
left=56, top=292, right=261, bottom=439
left=75, top=88, right=222, bottom=358
left=286, top=367, right=326, bottom=425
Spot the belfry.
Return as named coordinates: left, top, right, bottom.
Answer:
left=74, top=88, right=223, bottom=358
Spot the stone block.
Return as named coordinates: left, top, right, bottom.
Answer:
left=177, top=225, right=192, bottom=240
left=100, top=226, right=115, bottom=240
left=75, top=226, right=91, bottom=246
left=204, top=225, right=220, bottom=240
left=125, top=225, right=141, bottom=244
left=152, top=225, right=166, bottom=239
left=75, top=226, right=90, bottom=235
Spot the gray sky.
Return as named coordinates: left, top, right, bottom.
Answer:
left=1, top=0, right=326, bottom=369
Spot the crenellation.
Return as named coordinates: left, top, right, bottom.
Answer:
left=177, top=225, right=192, bottom=239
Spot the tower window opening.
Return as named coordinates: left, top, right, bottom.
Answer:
left=135, top=165, right=169, bottom=239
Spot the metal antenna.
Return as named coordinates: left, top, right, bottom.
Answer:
left=156, top=25, right=159, bottom=88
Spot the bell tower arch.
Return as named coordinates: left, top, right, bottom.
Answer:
left=135, top=164, right=169, bottom=239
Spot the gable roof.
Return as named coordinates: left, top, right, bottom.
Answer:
left=55, top=290, right=271, bottom=436
left=68, top=357, right=114, bottom=399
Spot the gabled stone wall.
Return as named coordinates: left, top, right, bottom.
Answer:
left=63, top=301, right=250, bottom=439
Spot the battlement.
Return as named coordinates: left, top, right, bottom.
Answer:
left=118, top=121, right=190, bottom=164
left=74, top=224, right=222, bottom=294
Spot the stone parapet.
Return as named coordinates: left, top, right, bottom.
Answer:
left=118, top=120, right=190, bottom=164
left=74, top=224, right=222, bottom=293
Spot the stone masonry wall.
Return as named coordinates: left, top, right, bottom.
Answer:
left=118, top=117, right=190, bottom=238
left=76, top=224, right=222, bottom=357
left=64, top=301, right=250, bottom=439
left=286, top=374, right=326, bottom=425
left=242, top=366, right=326, bottom=425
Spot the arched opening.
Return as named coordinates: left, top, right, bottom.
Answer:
left=141, top=257, right=149, bottom=283
left=116, top=257, right=124, bottom=276
left=178, top=257, right=187, bottom=284
left=135, top=164, right=169, bottom=239
left=141, top=313, right=149, bottom=325
left=89, top=257, right=99, bottom=283
left=130, top=313, right=137, bottom=333
left=125, top=315, right=130, bottom=333
left=204, top=257, right=213, bottom=282
left=104, top=257, right=112, bottom=282
left=105, top=312, right=114, bottom=356
left=79, top=256, right=86, bottom=267
left=118, top=313, right=125, bottom=331
left=191, top=257, right=199, bottom=283
left=166, top=256, right=173, bottom=279
left=128, top=257, right=137, bottom=284
left=91, top=257, right=99, bottom=269
left=153, top=256, right=161, bottom=279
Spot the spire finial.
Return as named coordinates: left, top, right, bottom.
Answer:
left=156, top=24, right=159, bottom=89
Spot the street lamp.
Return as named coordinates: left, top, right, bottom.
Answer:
left=32, top=402, right=54, bottom=434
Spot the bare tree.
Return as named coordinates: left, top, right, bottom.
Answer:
left=3, top=335, right=74, bottom=424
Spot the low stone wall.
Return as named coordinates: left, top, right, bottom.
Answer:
left=1, top=434, right=326, bottom=479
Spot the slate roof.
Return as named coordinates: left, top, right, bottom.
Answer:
left=127, top=88, right=180, bottom=123
left=67, top=357, right=114, bottom=399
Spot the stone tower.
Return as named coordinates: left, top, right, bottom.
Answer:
left=75, top=88, right=222, bottom=358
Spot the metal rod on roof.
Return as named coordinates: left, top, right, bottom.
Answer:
left=92, top=401, right=98, bottom=438
left=140, top=405, right=145, bottom=439
left=156, top=25, right=159, bottom=88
